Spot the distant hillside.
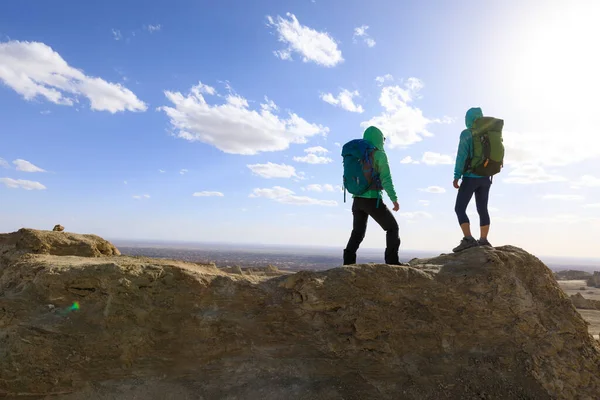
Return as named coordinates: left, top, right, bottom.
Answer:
left=554, top=270, right=593, bottom=280
left=114, top=242, right=438, bottom=271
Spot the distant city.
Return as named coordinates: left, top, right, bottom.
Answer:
left=112, top=239, right=599, bottom=273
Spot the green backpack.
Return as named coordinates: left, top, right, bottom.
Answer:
left=466, top=117, right=505, bottom=176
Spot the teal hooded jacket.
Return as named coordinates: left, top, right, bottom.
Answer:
left=453, top=107, right=485, bottom=180
left=354, top=126, right=398, bottom=202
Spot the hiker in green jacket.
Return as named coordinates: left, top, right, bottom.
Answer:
left=343, top=126, right=401, bottom=265
left=452, top=107, right=493, bottom=252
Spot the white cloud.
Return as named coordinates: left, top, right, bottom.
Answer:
left=293, top=153, right=333, bottom=164
left=133, top=194, right=151, bottom=200
left=266, top=13, right=343, bottom=67
left=399, top=211, right=433, bottom=219
left=418, top=200, right=430, bottom=206
left=0, top=41, right=147, bottom=113
left=0, top=158, right=9, bottom=168
left=404, top=77, right=424, bottom=92
left=0, top=178, right=46, bottom=190
left=112, top=29, right=122, bottom=41
left=13, top=159, right=45, bottom=172
left=160, top=81, right=328, bottom=155
left=179, top=169, right=188, bottom=175
left=361, top=78, right=446, bottom=148
left=353, top=25, right=368, bottom=37
left=193, top=191, right=224, bottom=197
left=583, top=203, right=600, bottom=209
left=124, top=180, right=128, bottom=185
left=191, top=81, right=216, bottom=96
left=304, top=146, right=329, bottom=154
left=418, top=186, right=446, bottom=194
left=400, top=156, right=419, bottom=164
left=145, top=24, right=162, bottom=33
left=321, top=89, right=364, bottom=113
left=503, top=164, right=566, bottom=184
left=159, top=169, right=165, bottom=173
left=334, top=142, right=341, bottom=147
left=353, top=25, right=376, bottom=47
left=247, top=162, right=300, bottom=179
left=375, top=74, right=394, bottom=86
left=503, top=130, right=600, bottom=168
left=542, top=194, right=585, bottom=201
left=421, top=152, right=453, bottom=165
left=260, top=96, right=278, bottom=112
left=40, top=110, right=51, bottom=115
left=306, top=183, right=336, bottom=192
left=249, top=186, right=337, bottom=206
left=571, top=175, right=600, bottom=188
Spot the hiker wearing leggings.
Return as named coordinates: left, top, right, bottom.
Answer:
left=452, top=107, right=493, bottom=253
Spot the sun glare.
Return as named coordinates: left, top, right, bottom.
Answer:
left=510, top=2, right=600, bottom=117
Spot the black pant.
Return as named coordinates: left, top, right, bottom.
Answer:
left=455, top=177, right=491, bottom=226
left=344, top=197, right=401, bottom=265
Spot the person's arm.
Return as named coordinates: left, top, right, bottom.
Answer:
left=454, top=130, right=471, bottom=181
left=375, top=151, right=398, bottom=203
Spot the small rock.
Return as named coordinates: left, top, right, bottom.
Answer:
left=53, top=224, right=65, bottom=232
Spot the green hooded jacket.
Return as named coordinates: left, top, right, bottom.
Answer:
left=453, top=107, right=484, bottom=180
left=354, top=126, right=398, bottom=202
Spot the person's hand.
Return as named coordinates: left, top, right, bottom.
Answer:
left=392, top=201, right=400, bottom=212
left=453, top=179, right=460, bottom=189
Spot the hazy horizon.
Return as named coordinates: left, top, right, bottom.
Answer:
left=111, top=237, right=600, bottom=270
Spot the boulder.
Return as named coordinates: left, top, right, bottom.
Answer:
left=53, top=224, right=65, bottom=232
left=0, top=230, right=599, bottom=399
left=570, top=292, right=600, bottom=310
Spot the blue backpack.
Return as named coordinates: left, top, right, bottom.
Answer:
left=341, top=139, right=382, bottom=203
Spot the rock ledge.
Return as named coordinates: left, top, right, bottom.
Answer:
left=0, top=230, right=599, bottom=400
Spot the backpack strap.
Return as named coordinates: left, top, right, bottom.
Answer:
left=463, top=128, right=474, bottom=174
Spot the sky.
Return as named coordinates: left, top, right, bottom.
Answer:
left=0, top=0, right=599, bottom=259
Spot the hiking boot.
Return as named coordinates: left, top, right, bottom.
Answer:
left=478, top=238, right=492, bottom=247
left=388, top=261, right=411, bottom=266
left=452, top=236, right=479, bottom=253
left=343, top=250, right=357, bottom=265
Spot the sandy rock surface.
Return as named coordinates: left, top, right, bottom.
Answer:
left=0, top=229, right=599, bottom=399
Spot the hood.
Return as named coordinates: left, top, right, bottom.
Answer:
left=363, top=126, right=385, bottom=149
left=465, top=107, right=483, bottom=129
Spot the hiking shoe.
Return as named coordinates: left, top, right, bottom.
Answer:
left=452, top=236, right=479, bottom=253
left=478, top=238, right=492, bottom=247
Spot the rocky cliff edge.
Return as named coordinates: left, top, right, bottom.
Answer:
left=0, top=228, right=599, bottom=400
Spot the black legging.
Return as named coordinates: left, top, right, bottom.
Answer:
left=344, top=197, right=401, bottom=265
left=455, top=177, right=491, bottom=226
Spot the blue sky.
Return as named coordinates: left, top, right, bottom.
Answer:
left=1, top=0, right=599, bottom=259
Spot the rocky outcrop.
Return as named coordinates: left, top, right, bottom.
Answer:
left=0, top=228, right=120, bottom=257
left=570, top=292, right=600, bottom=310
left=554, top=269, right=592, bottom=281
left=53, top=224, right=65, bottom=232
left=587, top=271, right=600, bottom=288
left=0, top=229, right=599, bottom=400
